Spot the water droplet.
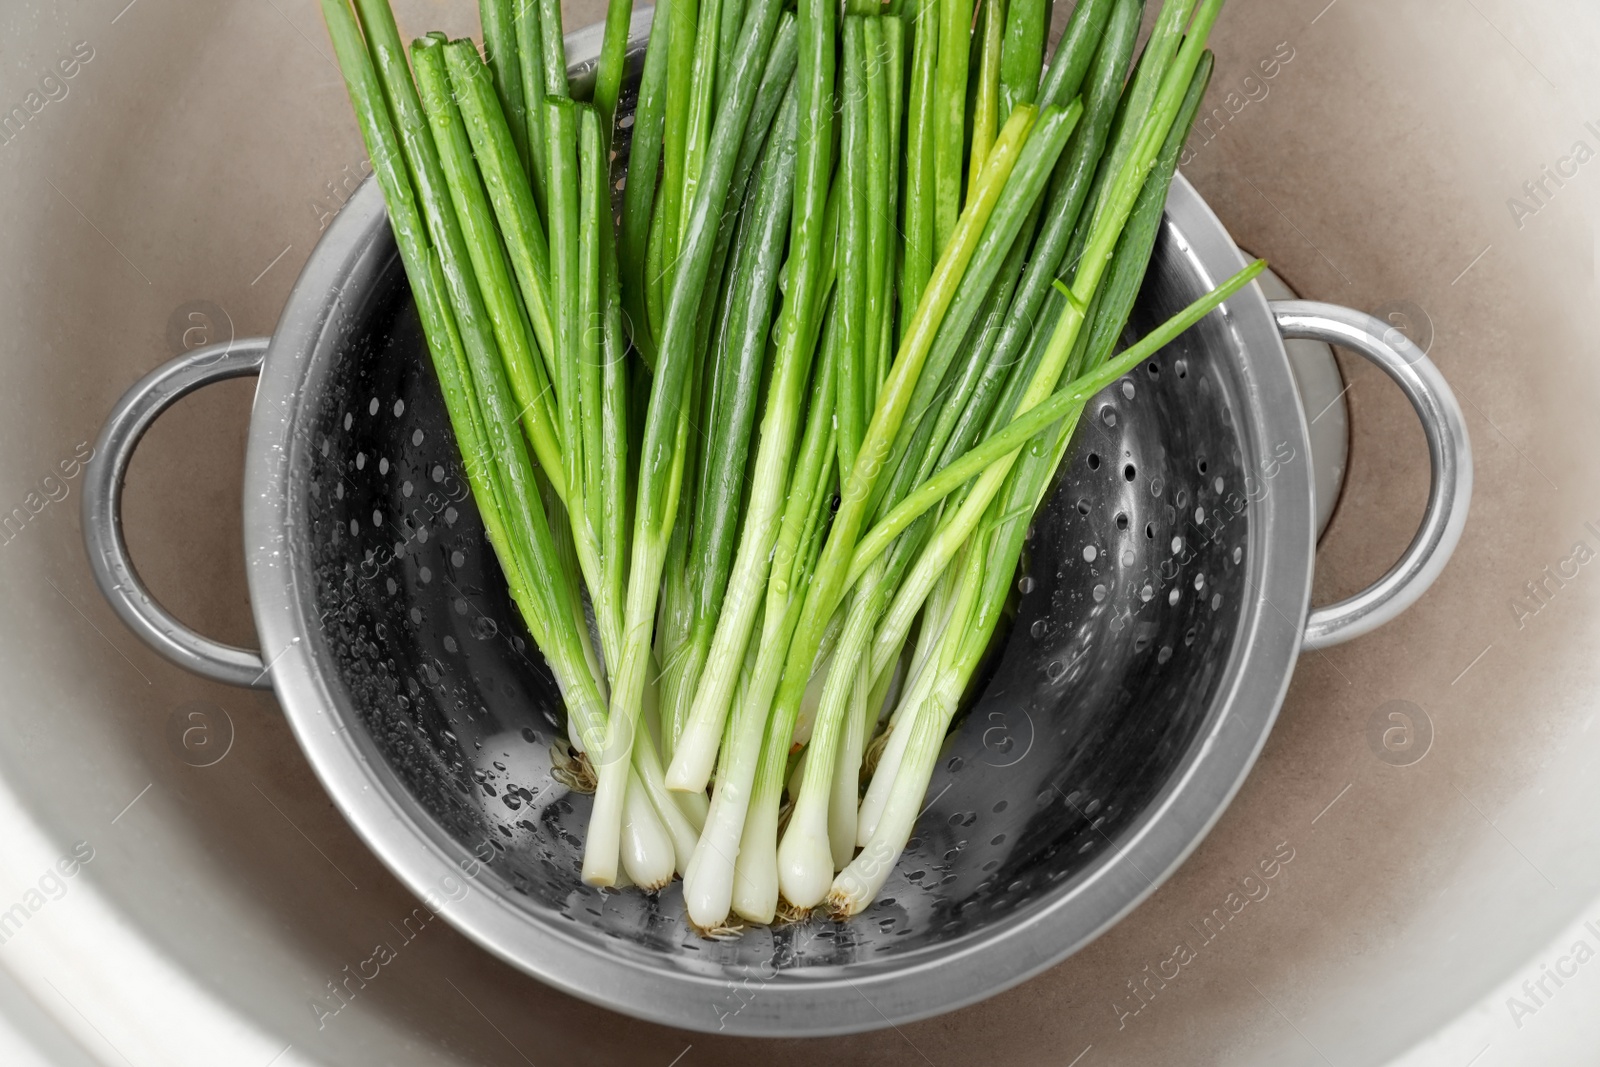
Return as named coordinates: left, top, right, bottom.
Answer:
left=413, top=429, right=425, bottom=446
left=355, top=452, right=366, bottom=470
left=1233, top=546, right=1243, bottom=564
left=1092, top=583, right=1107, bottom=602
left=1030, top=619, right=1048, bottom=640
left=1194, top=573, right=1206, bottom=590
left=379, top=457, right=389, bottom=474
left=394, top=399, right=405, bottom=417
left=1168, top=587, right=1180, bottom=606
left=1195, top=506, right=1205, bottom=523
left=1121, top=547, right=1134, bottom=566
left=1017, top=575, right=1036, bottom=594
left=1120, top=380, right=1135, bottom=400
left=1157, top=645, right=1173, bottom=664
left=1171, top=536, right=1184, bottom=554
left=369, top=397, right=379, bottom=416
left=1139, top=584, right=1153, bottom=602
left=1211, top=593, right=1223, bottom=610
left=1082, top=545, right=1097, bottom=562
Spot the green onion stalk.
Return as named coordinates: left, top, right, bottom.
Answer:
left=862, top=2, right=1221, bottom=735
left=968, top=0, right=1004, bottom=183
left=320, top=0, right=632, bottom=886
left=900, top=0, right=939, bottom=337
left=679, top=0, right=723, bottom=238
left=772, top=102, right=1078, bottom=910
left=725, top=105, right=1039, bottom=925
left=588, top=0, right=787, bottom=886
left=619, top=0, right=674, bottom=363
left=820, top=0, right=1140, bottom=768
left=932, top=0, right=976, bottom=252
left=658, top=84, right=801, bottom=774
left=833, top=250, right=1262, bottom=911
left=844, top=9, right=1229, bottom=891
left=477, top=0, right=530, bottom=172
left=995, top=0, right=1044, bottom=126
left=872, top=16, right=903, bottom=390
left=427, top=37, right=682, bottom=888
left=407, top=33, right=566, bottom=503
left=655, top=17, right=800, bottom=777
left=681, top=305, right=839, bottom=930
left=662, top=0, right=837, bottom=796
left=834, top=16, right=869, bottom=479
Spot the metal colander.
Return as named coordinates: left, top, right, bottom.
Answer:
left=82, top=12, right=1471, bottom=1036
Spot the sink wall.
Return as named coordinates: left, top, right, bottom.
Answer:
left=1, top=0, right=1597, bottom=1063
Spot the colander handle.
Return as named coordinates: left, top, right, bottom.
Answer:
left=1271, top=301, right=1473, bottom=650
left=82, top=338, right=275, bottom=689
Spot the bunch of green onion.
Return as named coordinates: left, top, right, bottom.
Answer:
left=322, top=0, right=1264, bottom=929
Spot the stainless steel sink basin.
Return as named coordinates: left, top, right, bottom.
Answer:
left=2, top=0, right=1597, bottom=1063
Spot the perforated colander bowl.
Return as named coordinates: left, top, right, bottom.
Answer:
left=82, top=13, right=1471, bottom=1036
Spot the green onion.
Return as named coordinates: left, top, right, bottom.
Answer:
left=591, top=0, right=787, bottom=887
left=968, top=0, right=1004, bottom=183
left=513, top=0, right=549, bottom=217
left=324, top=0, right=1247, bottom=922
left=410, top=37, right=565, bottom=500
left=996, top=0, right=1045, bottom=124
left=932, top=0, right=975, bottom=251
left=442, top=41, right=558, bottom=407
left=594, top=0, right=635, bottom=142
left=619, top=0, right=675, bottom=363
left=836, top=16, right=870, bottom=478
left=662, top=0, right=835, bottom=795
left=900, top=0, right=939, bottom=338
left=477, top=0, right=530, bottom=172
